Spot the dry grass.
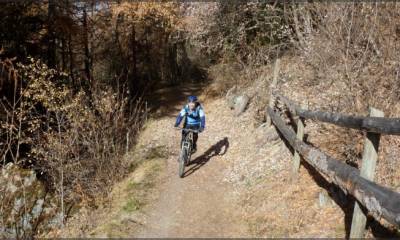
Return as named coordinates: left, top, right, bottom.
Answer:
left=209, top=95, right=349, bottom=237
left=241, top=159, right=352, bottom=238
left=46, top=110, right=177, bottom=237
left=46, top=143, right=168, bottom=238
left=280, top=3, right=400, bottom=190
left=198, top=2, right=400, bottom=194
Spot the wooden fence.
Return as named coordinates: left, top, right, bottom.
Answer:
left=267, top=91, right=400, bottom=238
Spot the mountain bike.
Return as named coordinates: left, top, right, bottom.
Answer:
left=175, top=127, right=199, bottom=178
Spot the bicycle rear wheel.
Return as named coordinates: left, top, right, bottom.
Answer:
left=178, top=146, right=187, bottom=178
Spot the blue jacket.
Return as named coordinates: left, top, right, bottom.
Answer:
left=175, top=104, right=205, bottom=129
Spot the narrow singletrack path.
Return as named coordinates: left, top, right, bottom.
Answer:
left=56, top=84, right=354, bottom=238
left=134, top=84, right=246, bottom=237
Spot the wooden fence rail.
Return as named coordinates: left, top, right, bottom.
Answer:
left=267, top=92, right=400, bottom=237
left=272, top=91, right=400, bottom=135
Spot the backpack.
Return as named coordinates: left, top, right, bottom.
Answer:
left=183, top=103, right=202, bottom=126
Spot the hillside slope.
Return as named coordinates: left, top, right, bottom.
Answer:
left=53, top=84, right=364, bottom=238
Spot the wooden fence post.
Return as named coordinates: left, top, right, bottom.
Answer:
left=349, top=107, right=384, bottom=238
left=266, top=58, right=280, bottom=126
left=292, top=103, right=307, bottom=177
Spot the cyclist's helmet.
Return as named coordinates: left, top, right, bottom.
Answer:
left=188, top=95, right=198, bottom=103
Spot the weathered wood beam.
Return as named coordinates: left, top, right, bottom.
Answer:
left=292, top=103, right=306, bottom=177
left=272, top=91, right=400, bottom=135
left=267, top=106, right=400, bottom=228
left=266, top=59, right=280, bottom=126
left=350, top=107, right=384, bottom=238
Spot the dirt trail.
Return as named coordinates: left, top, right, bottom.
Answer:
left=130, top=84, right=399, bottom=238
left=134, top=84, right=246, bottom=237
left=54, top=83, right=358, bottom=238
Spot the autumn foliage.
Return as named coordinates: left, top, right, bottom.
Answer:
left=0, top=2, right=184, bottom=226
left=2, top=1, right=400, bottom=237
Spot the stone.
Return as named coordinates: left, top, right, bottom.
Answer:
left=225, top=86, right=250, bottom=116
left=233, top=95, right=249, bottom=116
left=225, top=85, right=237, bottom=109
left=318, top=190, right=333, bottom=208
left=265, top=126, right=280, bottom=142
left=254, top=125, right=280, bottom=148
left=0, top=162, right=59, bottom=238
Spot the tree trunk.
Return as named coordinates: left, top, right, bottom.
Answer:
left=68, top=32, right=75, bottom=86
left=129, top=23, right=137, bottom=96
left=61, top=36, right=66, bottom=71
left=82, top=3, right=91, bottom=86
left=169, top=42, right=178, bottom=86
left=47, top=0, right=57, bottom=69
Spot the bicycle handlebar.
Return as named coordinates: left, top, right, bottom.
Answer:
left=174, top=127, right=200, bottom=133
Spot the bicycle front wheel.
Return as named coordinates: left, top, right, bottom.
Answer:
left=178, top=146, right=187, bottom=178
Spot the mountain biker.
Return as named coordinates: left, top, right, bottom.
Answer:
left=174, top=95, right=205, bottom=153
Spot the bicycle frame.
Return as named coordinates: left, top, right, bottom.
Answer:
left=176, top=127, right=198, bottom=177
left=176, top=127, right=198, bottom=153
left=175, top=127, right=199, bottom=134
left=182, top=131, right=194, bottom=154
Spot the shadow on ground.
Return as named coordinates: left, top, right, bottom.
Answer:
left=183, top=137, right=229, bottom=177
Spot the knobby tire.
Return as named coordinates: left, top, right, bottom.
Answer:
left=178, top=146, right=187, bottom=178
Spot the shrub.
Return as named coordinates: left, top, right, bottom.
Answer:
left=0, top=57, right=146, bottom=209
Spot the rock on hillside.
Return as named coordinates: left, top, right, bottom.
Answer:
left=0, top=163, right=60, bottom=238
